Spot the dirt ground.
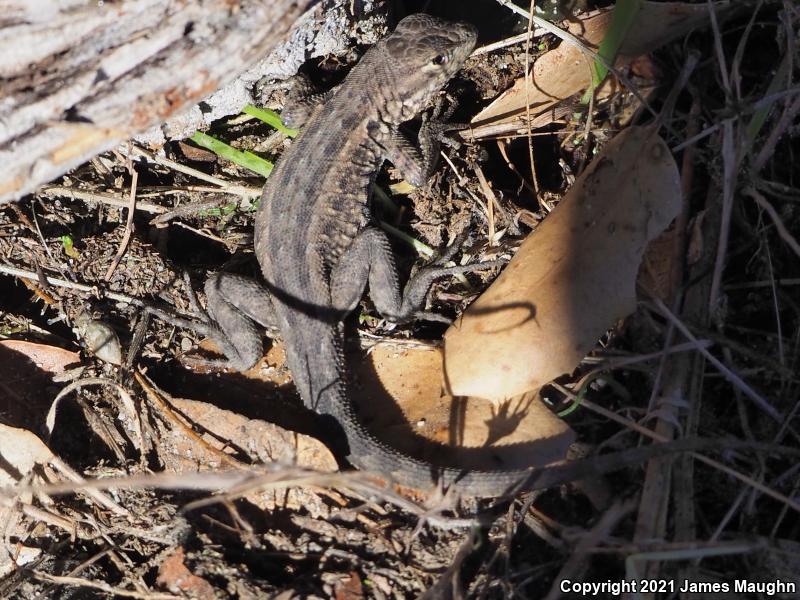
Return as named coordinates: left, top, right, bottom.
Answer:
left=1, top=1, right=799, bottom=598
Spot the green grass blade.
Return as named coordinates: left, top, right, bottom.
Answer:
left=582, top=0, right=642, bottom=103
left=745, top=53, right=790, bottom=154
left=379, top=221, right=434, bottom=258
left=190, top=131, right=273, bottom=178
left=242, top=105, right=298, bottom=138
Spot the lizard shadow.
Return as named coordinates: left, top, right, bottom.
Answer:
left=146, top=343, right=572, bottom=475
left=347, top=343, right=573, bottom=472
left=145, top=358, right=334, bottom=447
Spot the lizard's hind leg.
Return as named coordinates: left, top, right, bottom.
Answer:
left=203, top=272, right=277, bottom=371
left=146, top=273, right=276, bottom=372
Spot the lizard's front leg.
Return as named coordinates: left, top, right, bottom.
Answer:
left=330, top=226, right=498, bottom=324
left=378, top=95, right=464, bottom=187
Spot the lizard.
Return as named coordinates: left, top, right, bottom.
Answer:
left=168, top=13, right=718, bottom=497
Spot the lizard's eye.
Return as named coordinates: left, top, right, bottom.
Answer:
left=431, top=54, right=448, bottom=66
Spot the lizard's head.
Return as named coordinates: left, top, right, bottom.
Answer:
left=381, top=14, right=477, bottom=120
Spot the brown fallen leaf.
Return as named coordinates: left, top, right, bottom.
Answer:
left=0, top=423, right=55, bottom=488
left=335, top=571, right=365, bottom=600
left=353, top=345, right=574, bottom=471
left=469, top=1, right=735, bottom=138
left=638, top=225, right=681, bottom=304
left=443, top=126, right=681, bottom=401
left=153, top=395, right=337, bottom=518
left=0, top=340, right=80, bottom=431
left=0, top=423, right=54, bottom=577
left=156, top=547, right=216, bottom=598
left=0, top=339, right=79, bottom=374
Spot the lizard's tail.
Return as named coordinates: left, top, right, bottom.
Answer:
left=325, top=385, right=713, bottom=497
left=286, top=322, right=713, bottom=497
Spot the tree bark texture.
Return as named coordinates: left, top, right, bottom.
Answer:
left=0, top=0, right=315, bottom=204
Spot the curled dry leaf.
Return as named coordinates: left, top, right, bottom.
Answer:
left=443, top=126, right=681, bottom=401
left=469, top=1, right=735, bottom=138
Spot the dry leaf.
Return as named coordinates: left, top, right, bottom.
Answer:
left=443, top=126, right=681, bottom=401
left=156, top=396, right=336, bottom=518
left=156, top=547, right=216, bottom=598
left=335, top=571, right=365, bottom=600
left=470, top=2, right=734, bottom=138
left=0, top=424, right=53, bottom=578
left=0, top=340, right=80, bottom=432
left=618, top=1, right=736, bottom=57
left=352, top=345, right=574, bottom=470
left=0, top=339, right=79, bottom=374
left=638, top=226, right=681, bottom=303
left=0, top=424, right=55, bottom=487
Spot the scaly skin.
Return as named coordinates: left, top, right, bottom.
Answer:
left=204, top=14, right=706, bottom=496
left=253, top=14, right=540, bottom=495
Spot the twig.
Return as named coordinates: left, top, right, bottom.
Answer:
left=753, top=69, right=800, bottom=172
left=471, top=30, right=546, bottom=56
left=0, top=264, right=143, bottom=307
left=745, top=186, right=800, bottom=259
left=553, top=384, right=800, bottom=514
left=150, top=196, right=237, bottom=227
left=29, top=198, right=73, bottom=283
left=129, top=146, right=260, bottom=197
left=135, top=370, right=249, bottom=470
left=707, top=120, right=737, bottom=314
left=646, top=294, right=782, bottom=423
left=31, top=548, right=115, bottom=600
left=31, top=572, right=180, bottom=600
left=474, top=164, right=498, bottom=245
left=523, top=0, right=541, bottom=197
left=103, top=159, right=139, bottom=280
left=48, top=455, right=128, bottom=516
left=40, top=186, right=168, bottom=215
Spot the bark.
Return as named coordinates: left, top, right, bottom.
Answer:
left=0, top=0, right=315, bottom=204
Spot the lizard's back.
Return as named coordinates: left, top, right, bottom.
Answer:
left=249, top=14, right=553, bottom=495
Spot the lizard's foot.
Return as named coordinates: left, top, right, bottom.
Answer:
left=280, top=73, right=333, bottom=129
left=399, top=258, right=507, bottom=325
left=429, top=228, right=472, bottom=267
left=421, top=92, right=467, bottom=151
left=143, top=304, right=256, bottom=372
left=428, top=90, right=460, bottom=123
left=143, top=271, right=275, bottom=373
